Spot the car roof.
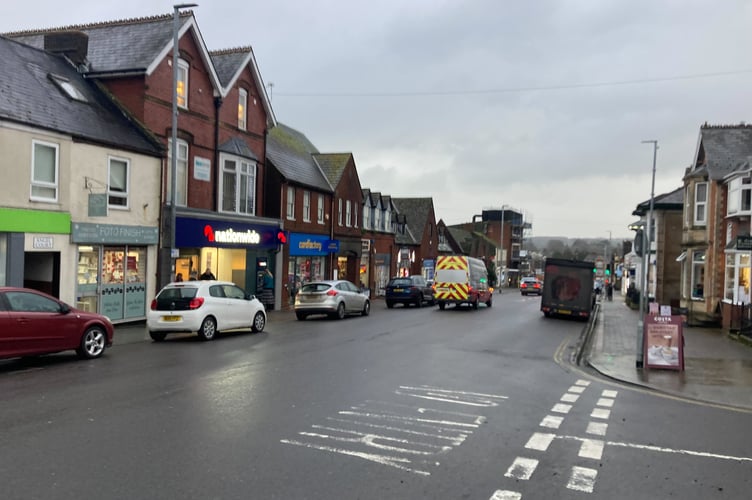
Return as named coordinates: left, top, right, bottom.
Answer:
left=164, top=280, right=235, bottom=287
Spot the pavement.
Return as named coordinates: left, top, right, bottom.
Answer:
left=586, top=292, right=752, bottom=411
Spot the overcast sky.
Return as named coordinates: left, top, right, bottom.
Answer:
left=3, top=1, right=752, bottom=241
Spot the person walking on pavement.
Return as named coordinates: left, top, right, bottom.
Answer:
left=262, top=268, right=274, bottom=310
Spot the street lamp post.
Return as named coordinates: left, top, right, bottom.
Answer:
left=169, top=3, right=197, bottom=285
left=499, top=205, right=506, bottom=293
left=637, top=140, right=658, bottom=367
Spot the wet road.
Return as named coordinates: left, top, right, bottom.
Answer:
left=1, top=293, right=750, bottom=499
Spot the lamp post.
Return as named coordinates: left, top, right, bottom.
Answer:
left=499, top=205, right=506, bottom=293
left=637, top=140, right=658, bottom=368
left=169, top=3, right=197, bottom=284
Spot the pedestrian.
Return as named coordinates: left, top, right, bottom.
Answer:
left=262, top=269, right=274, bottom=310
left=175, top=272, right=184, bottom=282
left=606, top=282, right=613, bottom=301
left=200, top=267, right=216, bottom=280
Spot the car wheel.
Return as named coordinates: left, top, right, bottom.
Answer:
left=361, top=300, right=370, bottom=316
left=336, top=302, right=346, bottom=320
left=438, top=302, right=446, bottom=310
left=198, top=317, right=217, bottom=341
left=386, top=301, right=395, bottom=309
left=486, top=297, right=493, bottom=307
left=251, top=311, right=266, bottom=333
left=472, top=297, right=479, bottom=310
left=76, top=326, right=107, bottom=359
left=296, top=312, right=307, bottom=321
left=415, top=294, right=423, bottom=308
left=150, top=332, right=167, bottom=342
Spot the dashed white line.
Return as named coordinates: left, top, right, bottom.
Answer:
left=606, top=440, right=752, bottom=462
left=596, top=398, right=615, bottom=408
left=539, top=415, right=564, bottom=429
left=560, top=393, right=580, bottom=403
left=591, top=408, right=611, bottom=419
left=525, top=432, right=556, bottom=451
left=586, top=421, right=609, bottom=436
left=602, top=389, right=618, bottom=398
left=568, top=385, right=586, bottom=394
left=505, top=457, right=539, bottom=480
left=567, top=466, right=598, bottom=492
left=490, top=490, right=522, bottom=500
left=489, top=490, right=522, bottom=500
left=551, top=403, right=572, bottom=414
left=575, top=379, right=591, bottom=387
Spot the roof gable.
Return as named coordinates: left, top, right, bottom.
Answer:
left=693, top=124, right=752, bottom=180
left=266, top=123, right=331, bottom=192
left=314, top=153, right=354, bottom=189
left=393, top=197, right=434, bottom=240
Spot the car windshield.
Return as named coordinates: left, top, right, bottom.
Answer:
left=158, top=287, right=198, bottom=299
left=388, top=278, right=412, bottom=287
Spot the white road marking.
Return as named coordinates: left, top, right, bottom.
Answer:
left=525, top=432, right=556, bottom=451
left=575, top=379, right=591, bottom=387
left=596, top=398, right=615, bottom=408
left=490, top=490, right=522, bottom=500
left=326, top=417, right=468, bottom=445
left=606, top=440, right=752, bottom=462
left=586, top=421, right=608, bottom=436
left=539, top=415, right=564, bottom=429
left=567, top=466, right=598, bottom=492
left=280, top=439, right=431, bottom=475
left=396, top=386, right=508, bottom=407
left=551, top=403, right=572, bottom=414
left=561, top=393, right=580, bottom=403
left=579, top=438, right=605, bottom=460
left=568, top=385, right=586, bottom=394
left=591, top=408, right=611, bottom=419
left=505, top=457, right=539, bottom=480
left=299, top=428, right=450, bottom=455
left=338, top=410, right=481, bottom=429
left=602, top=389, right=618, bottom=398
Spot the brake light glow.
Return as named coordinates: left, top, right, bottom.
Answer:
left=150, top=299, right=157, bottom=310
left=326, top=289, right=338, bottom=296
left=189, top=297, right=205, bottom=309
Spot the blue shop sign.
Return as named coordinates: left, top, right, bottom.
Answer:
left=290, top=233, right=340, bottom=256
left=175, top=217, right=280, bottom=249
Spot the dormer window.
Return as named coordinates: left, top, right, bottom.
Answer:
left=49, top=74, right=87, bottom=102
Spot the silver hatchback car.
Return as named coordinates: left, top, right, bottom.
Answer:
left=294, top=280, right=370, bottom=320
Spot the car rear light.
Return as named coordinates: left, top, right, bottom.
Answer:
left=189, top=297, right=205, bottom=309
left=326, top=289, right=338, bottom=296
left=150, top=299, right=157, bottom=310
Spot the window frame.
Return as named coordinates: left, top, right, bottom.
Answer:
left=363, top=203, right=371, bottom=229
left=167, top=138, right=189, bottom=207
left=691, top=250, right=705, bottom=299
left=219, top=153, right=257, bottom=215
left=724, top=251, right=751, bottom=303
left=338, top=198, right=343, bottom=226
left=30, top=140, right=59, bottom=203
left=346, top=200, right=352, bottom=227
left=286, top=186, right=295, bottom=220
left=694, top=182, right=708, bottom=226
left=177, top=58, right=189, bottom=109
left=317, top=194, right=325, bottom=224
left=107, top=156, right=130, bottom=209
left=303, top=190, right=311, bottom=222
left=238, top=88, right=248, bottom=130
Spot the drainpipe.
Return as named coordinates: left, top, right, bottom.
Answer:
left=213, top=96, right=221, bottom=211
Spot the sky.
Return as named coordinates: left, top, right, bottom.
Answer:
left=3, top=1, right=752, bottom=241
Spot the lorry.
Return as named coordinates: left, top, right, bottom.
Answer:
left=540, top=258, right=595, bottom=320
left=434, top=255, right=493, bottom=310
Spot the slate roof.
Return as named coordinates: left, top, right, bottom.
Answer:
left=0, top=35, right=162, bottom=156
left=393, top=197, right=434, bottom=243
left=218, top=137, right=257, bottom=160
left=632, top=186, right=684, bottom=216
left=694, top=124, right=752, bottom=180
left=446, top=226, right=473, bottom=254
left=266, top=123, right=332, bottom=192
left=314, top=153, right=353, bottom=189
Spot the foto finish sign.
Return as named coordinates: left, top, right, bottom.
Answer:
left=644, top=314, right=684, bottom=371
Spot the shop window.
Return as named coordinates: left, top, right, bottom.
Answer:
left=31, top=140, right=59, bottom=202
left=220, top=154, right=256, bottom=215
left=167, top=139, right=188, bottom=206
left=725, top=252, right=750, bottom=302
left=108, top=156, right=129, bottom=208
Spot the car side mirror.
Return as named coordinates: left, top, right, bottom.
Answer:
left=60, top=303, right=71, bottom=314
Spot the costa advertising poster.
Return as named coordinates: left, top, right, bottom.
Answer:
left=643, top=314, right=685, bottom=371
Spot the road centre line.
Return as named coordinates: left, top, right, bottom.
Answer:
left=326, top=416, right=468, bottom=445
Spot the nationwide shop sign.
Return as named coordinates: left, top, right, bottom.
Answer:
left=643, top=314, right=684, bottom=371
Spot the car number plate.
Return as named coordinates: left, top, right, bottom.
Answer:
left=558, top=309, right=571, bottom=315
left=393, top=288, right=403, bottom=292
left=436, top=287, right=449, bottom=293
left=162, top=315, right=182, bottom=321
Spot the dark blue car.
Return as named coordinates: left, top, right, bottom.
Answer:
left=385, top=276, right=435, bottom=308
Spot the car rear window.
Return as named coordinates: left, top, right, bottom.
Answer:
left=157, top=286, right=198, bottom=299
left=388, top=278, right=412, bottom=287
left=300, top=283, right=331, bottom=293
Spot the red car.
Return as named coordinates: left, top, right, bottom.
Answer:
left=0, top=287, right=114, bottom=360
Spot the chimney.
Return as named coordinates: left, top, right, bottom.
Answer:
left=44, top=31, right=89, bottom=68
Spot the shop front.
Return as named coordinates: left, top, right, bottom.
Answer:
left=287, top=233, right=337, bottom=297
left=174, top=215, right=281, bottom=304
left=71, top=222, right=159, bottom=322
left=374, top=253, right=391, bottom=296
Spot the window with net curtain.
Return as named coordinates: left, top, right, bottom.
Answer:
left=221, top=156, right=256, bottom=215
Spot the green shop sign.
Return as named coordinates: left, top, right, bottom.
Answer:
left=0, top=208, right=70, bottom=233
left=71, top=222, right=159, bottom=245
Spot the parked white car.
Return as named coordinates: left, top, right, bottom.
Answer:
left=147, top=281, right=266, bottom=341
